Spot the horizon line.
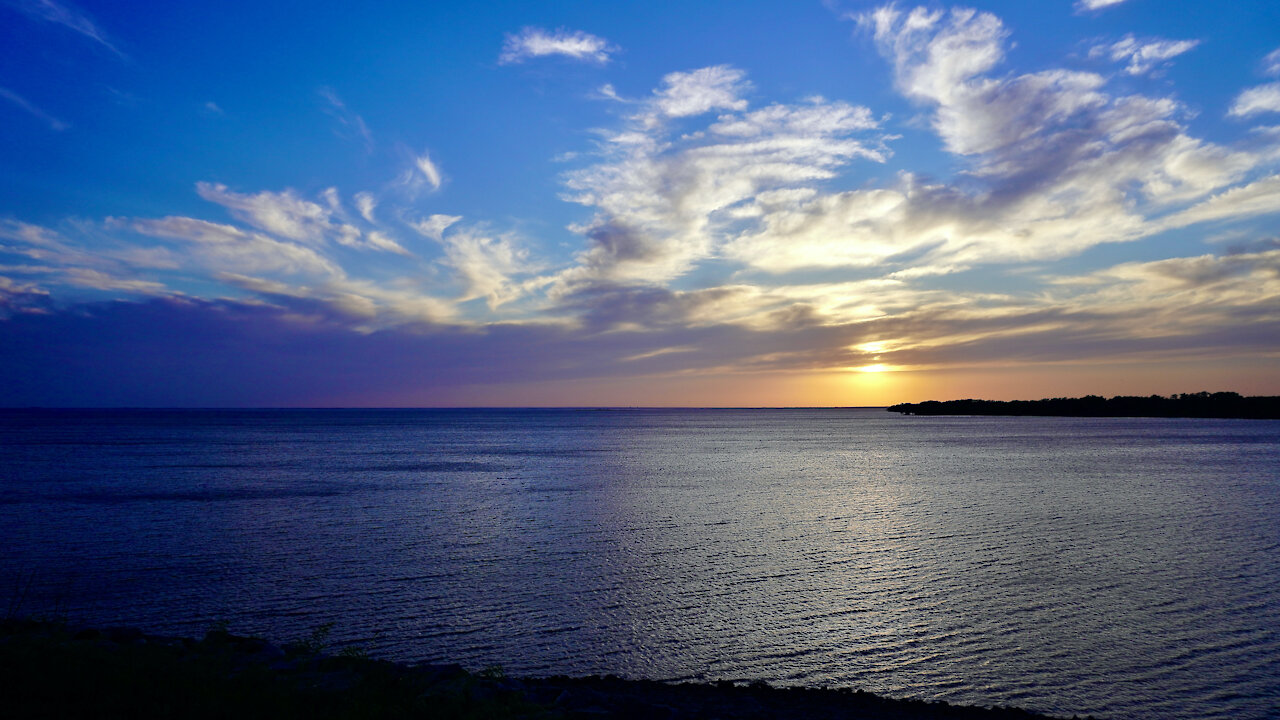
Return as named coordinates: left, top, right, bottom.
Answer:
left=1, top=405, right=892, bottom=411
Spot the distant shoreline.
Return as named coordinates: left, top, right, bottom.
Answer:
left=887, top=392, right=1280, bottom=419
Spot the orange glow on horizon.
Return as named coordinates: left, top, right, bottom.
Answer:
left=326, top=356, right=1280, bottom=408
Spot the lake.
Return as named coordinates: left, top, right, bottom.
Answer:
left=1, top=408, right=1277, bottom=719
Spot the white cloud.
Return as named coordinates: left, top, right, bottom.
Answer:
left=652, top=66, right=750, bottom=119
left=1040, top=247, right=1280, bottom=347
left=196, top=182, right=334, bottom=243
left=1158, top=175, right=1280, bottom=229
left=436, top=228, right=532, bottom=308
left=552, top=2, right=1262, bottom=292
left=557, top=67, right=886, bottom=287
left=1075, top=0, right=1128, bottom=10
left=0, top=86, right=69, bottom=131
left=363, top=231, right=409, bottom=256
left=863, top=6, right=1006, bottom=108
left=128, top=216, right=342, bottom=277
left=354, top=191, right=377, bottom=223
left=195, top=182, right=408, bottom=254
left=410, top=214, right=462, bottom=241
left=695, top=4, right=1260, bottom=282
left=1229, top=83, right=1280, bottom=118
left=0, top=219, right=67, bottom=249
left=61, top=268, right=167, bottom=293
left=0, top=219, right=149, bottom=280
left=218, top=273, right=456, bottom=327
left=867, top=6, right=1253, bottom=196
left=499, top=27, right=615, bottom=65
left=415, top=152, right=442, bottom=190
left=709, top=99, right=877, bottom=137
left=597, top=83, right=624, bottom=102
left=1093, top=34, right=1199, bottom=76
left=1264, top=48, right=1280, bottom=77
left=863, top=7, right=1110, bottom=156
left=724, top=187, right=915, bottom=272
left=116, top=210, right=455, bottom=327
left=1, top=187, right=486, bottom=330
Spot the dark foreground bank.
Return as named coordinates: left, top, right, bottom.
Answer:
left=0, top=619, right=1090, bottom=719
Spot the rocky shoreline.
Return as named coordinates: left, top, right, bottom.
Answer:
left=0, top=619, right=1093, bottom=719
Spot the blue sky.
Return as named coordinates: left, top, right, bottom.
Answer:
left=2, top=0, right=1279, bottom=406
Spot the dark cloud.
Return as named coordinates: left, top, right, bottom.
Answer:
left=0, top=297, right=866, bottom=406
left=1225, top=236, right=1280, bottom=255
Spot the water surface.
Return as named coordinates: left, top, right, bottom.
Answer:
left=2, top=409, right=1278, bottom=719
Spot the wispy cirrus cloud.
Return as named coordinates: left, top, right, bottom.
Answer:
left=194, top=182, right=410, bottom=255
left=6, top=0, right=124, bottom=56
left=0, top=219, right=173, bottom=302
left=125, top=215, right=343, bottom=278
left=1156, top=174, right=1280, bottom=229
left=217, top=273, right=456, bottom=327
left=499, top=27, right=616, bottom=65
left=0, top=165, right=523, bottom=332
left=319, top=87, right=374, bottom=152
left=1228, top=48, right=1280, bottom=119
left=353, top=192, right=377, bottom=223
left=196, top=183, right=336, bottom=244
left=1263, top=47, right=1280, bottom=77
left=1091, top=34, right=1200, bottom=76
left=0, top=87, right=69, bottom=131
left=414, top=152, right=442, bottom=191
left=392, top=150, right=443, bottom=197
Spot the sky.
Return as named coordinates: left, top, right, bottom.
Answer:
left=2, top=0, right=1279, bottom=407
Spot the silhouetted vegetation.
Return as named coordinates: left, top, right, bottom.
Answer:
left=887, top=392, right=1280, bottom=418
left=0, top=619, right=1079, bottom=719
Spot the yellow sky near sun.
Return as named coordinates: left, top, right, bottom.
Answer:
left=313, top=355, right=1280, bottom=407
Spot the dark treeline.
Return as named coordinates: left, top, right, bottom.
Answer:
left=887, top=392, right=1280, bottom=419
